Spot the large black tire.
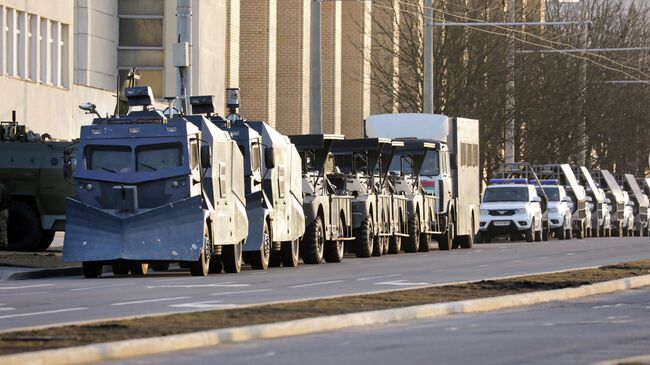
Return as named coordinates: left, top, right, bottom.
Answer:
left=404, top=213, right=420, bottom=253
left=112, top=260, right=130, bottom=276
left=208, top=255, right=223, bottom=273
left=302, top=217, right=325, bottom=264
left=355, top=217, right=374, bottom=258
left=437, top=223, right=453, bottom=251
left=268, top=251, right=282, bottom=267
left=7, top=202, right=43, bottom=252
left=372, top=235, right=383, bottom=257
left=190, top=226, right=211, bottom=276
left=458, top=219, right=475, bottom=249
left=576, top=222, right=585, bottom=239
left=151, top=262, right=170, bottom=272
left=250, top=221, right=271, bottom=270
left=388, top=236, right=401, bottom=254
left=37, top=230, right=56, bottom=251
left=222, top=241, right=243, bottom=273
left=281, top=239, right=300, bottom=267
left=82, top=262, right=103, bottom=278
left=558, top=220, right=566, bottom=240
left=324, top=240, right=344, bottom=263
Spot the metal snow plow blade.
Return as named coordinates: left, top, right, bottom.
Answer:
left=63, top=196, right=205, bottom=262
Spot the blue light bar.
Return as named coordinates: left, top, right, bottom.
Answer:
left=489, top=178, right=528, bottom=184
left=533, top=179, right=560, bottom=185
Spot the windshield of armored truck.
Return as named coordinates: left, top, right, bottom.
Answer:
left=390, top=151, right=439, bottom=176
left=483, top=186, right=529, bottom=202
left=135, top=143, right=183, bottom=171
left=86, top=145, right=133, bottom=173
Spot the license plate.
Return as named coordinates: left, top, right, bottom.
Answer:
left=493, top=221, right=510, bottom=226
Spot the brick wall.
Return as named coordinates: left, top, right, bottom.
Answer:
left=321, top=0, right=341, bottom=134
left=275, top=0, right=310, bottom=136
left=341, top=1, right=372, bottom=138
left=239, top=0, right=276, bottom=126
left=371, top=0, right=400, bottom=115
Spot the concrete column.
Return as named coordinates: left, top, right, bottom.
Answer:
left=276, top=0, right=310, bottom=136
left=321, top=0, right=342, bottom=134
left=371, top=0, right=400, bottom=114
left=239, top=0, right=277, bottom=126
left=341, top=1, right=372, bottom=138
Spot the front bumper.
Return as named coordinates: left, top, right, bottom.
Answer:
left=480, top=214, right=532, bottom=234
left=63, top=196, right=205, bottom=262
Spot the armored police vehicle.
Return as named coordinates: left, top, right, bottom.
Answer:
left=388, top=140, right=440, bottom=251
left=63, top=87, right=248, bottom=277
left=592, top=169, right=626, bottom=237
left=197, top=90, right=304, bottom=270
left=573, top=166, right=609, bottom=237
left=615, top=173, right=648, bottom=236
left=289, top=134, right=354, bottom=264
left=365, top=113, right=480, bottom=250
left=330, top=138, right=395, bottom=257
left=0, top=112, right=75, bottom=251
left=533, top=164, right=589, bottom=239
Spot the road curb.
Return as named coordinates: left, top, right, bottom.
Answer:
left=592, top=354, right=650, bottom=365
left=3, top=274, right=650, bottom=365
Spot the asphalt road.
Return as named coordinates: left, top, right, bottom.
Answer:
left=0, top=236, right=648, bottom=332
left=99, top=284, right=650, bottom=365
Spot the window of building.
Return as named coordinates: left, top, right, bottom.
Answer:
left=118, top=0, right=164, bottom=98
left=0, top=6, right=69, bottom=88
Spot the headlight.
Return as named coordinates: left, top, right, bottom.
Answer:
left=547, top=207, right=558, bottom=213
left=171, top=180, right=179, bottom=188
left=480, top=209, right=489, bottom=215
left=85, top=183, right=94, bottom=191
left=515, top=208, right=527, bottom=214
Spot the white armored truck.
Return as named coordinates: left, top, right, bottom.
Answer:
left=64, top=87, right=248, bottom=277
left=365, top=113, right=480, bottom=250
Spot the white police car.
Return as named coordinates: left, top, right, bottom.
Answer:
left=479, top=179, right=544, bottom=242
left=536, top=181, right=573, bottom=240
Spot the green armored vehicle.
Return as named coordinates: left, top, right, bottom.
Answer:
left=0, top=112, right=75, bottom=251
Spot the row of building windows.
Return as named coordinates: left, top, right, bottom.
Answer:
left=0, top=5, right=69, bottom=88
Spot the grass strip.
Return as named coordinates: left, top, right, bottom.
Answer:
left=1, top=259, right=650, bottom=355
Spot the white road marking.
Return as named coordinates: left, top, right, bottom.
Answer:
left=374, top=280, right=430, bottom=286
left=356, top=274, right=401, bottom=281
left=146, top=282, right=250, bottom=289
left=0, top=307, right=86, bottom=320
left=210, top=289, right=271, bottom=296
left=0, top=284, right=53, bottom=290
left=0, top=307, right=14, bottom=311
left=592, top=303, right=626, bottom=309
left=539, top=256, right=549, bottom=260
left=445, top=327, right=458, bottom=331
left=170, top=300, right=236, bottom=309
left=565, top=252, right=576, bottom=256
left=71, top=283, right=134, bottom=292
left=511, top=260, right=521, bottom=263
left=0, top=291, right=49, bottom=298
left=112, top=296, right=190, bottom=306
left=290, top=280, right=344, bottom=288
left=240, top=351, right=276, bottom=361
left=475, top=264, right=489, bottom=268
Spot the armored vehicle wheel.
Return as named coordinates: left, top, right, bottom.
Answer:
left=82, top=262, right=103, bottom=278
left=281, top=239, right=300, bottom=267
left=7, top=201, right=43, bottom=252
left=483, top=233, right=492, bottom=243
left=388, top=235, right=401, bottom=254
left=268, top=251, right=282, bottom=267
left=567, top=226, right=573, bottom=239
left=542, top=226, right=549, bottom=241
left=404, top=213, right=420, bottom=253
left=250, top=222, right=271, bottom=270
left=324, top=240, right=344, bottom=263
left=420, top=233, right=432, bottom=252
left=151, top=263, right=170, bottom=272
left=437, top=223, right=453, bottom=250
left=209, top=255, right=223, bottom=274
left=355, top=217, right=374, bottom=258
left=558, top=222, right=566, bottom=240
left=302, top=217, right=325, bottom=264
left=382, top=236, right=390, bottom=254
left=37, top=230, right=56, bottom=251
left=372, top=235, right=383, bottom=257
left=534, top=227, right=542, bottom=242
left=593, top=227, right=599, bottom=238
left=223, top=241, right=243, bottom=273
left=112, top=261, right=130, bottom=276
left=130, top=263, right=149, bottom=276
left=599, top=226, right=605, bottom=237
left=459, top=220, right=476, bottom=249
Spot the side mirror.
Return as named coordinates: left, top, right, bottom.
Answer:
left=265, top=147, right=275, bottom=169
left=200, top=145, right=211, bottom=168
left=63, top=156, right=77, bottom=181
left=531, top=196, right=541, bottom=203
